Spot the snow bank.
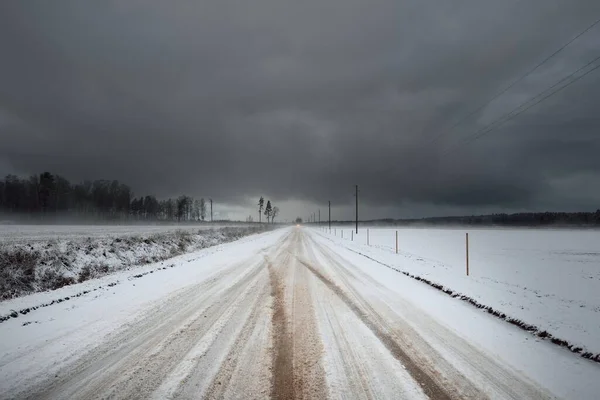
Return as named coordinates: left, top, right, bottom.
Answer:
left=0, top=226, right=271, bottom=301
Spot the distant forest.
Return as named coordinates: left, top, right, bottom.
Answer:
left=364, top=211, right=600, bottom=227
left=0, top=172, right=208, bottom=222
left=2, top=172, right=598, bottom=226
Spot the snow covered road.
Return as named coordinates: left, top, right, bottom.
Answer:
left=1, top=227, right=598, bottom=399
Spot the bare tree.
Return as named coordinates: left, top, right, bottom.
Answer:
left=272, top=206, right=280, bottom=223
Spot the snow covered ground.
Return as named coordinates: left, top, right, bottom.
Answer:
left=0, top=223, right=248, bottom=244
left=0, top=226, right=598, bottom=399
left=319, top=226, right=600, bottom=359
left=0, top=224, right=270, bottom=300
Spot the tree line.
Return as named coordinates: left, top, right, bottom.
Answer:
left=0, top=172, right=210, bottom=222
left=363, top=211, right=600, bottom=227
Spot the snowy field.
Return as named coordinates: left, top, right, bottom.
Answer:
left=317, top=226, right=600, bottom=357
left=0, top=224, right=269, bottom=300
left=1, top=227, right=598, bottom=399
left=0, top=223, right=250, bottom=244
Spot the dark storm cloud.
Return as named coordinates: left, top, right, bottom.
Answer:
left=1, top=0, right=599, bottom=219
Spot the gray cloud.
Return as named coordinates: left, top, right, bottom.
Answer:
left=1, top=0, right=599, bottom=220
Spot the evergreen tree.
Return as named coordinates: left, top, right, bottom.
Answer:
left=264, top=200, right=272, bottom=223
left=258, top=197, right=264, bottom=223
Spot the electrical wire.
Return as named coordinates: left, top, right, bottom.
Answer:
left=425, top=16, right=600, bottom=147
left=441, top=60, right=600, bottom=155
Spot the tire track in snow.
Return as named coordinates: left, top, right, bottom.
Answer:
left=287, top=236, right=327, bottom=400
left=169, top=268, right=271, bottom=399
left=17, top=252, right=271, bottom=400
left=106, top=264, right=267, bottom=399
left=200, top=282, right=272, bottom=399
left=305, top=237, right=483, bottom=399
left=295, top=255, right=453, bottom=400
left=267, top=230, right=327, bottom=400
left=170, top=233, right=296, bottom=400
left=311, top=275, right=430, bottom=400
left=268, top=249, right=295, bottom=400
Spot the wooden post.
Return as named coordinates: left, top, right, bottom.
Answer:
left=396, top=231, right=398, bottom=254
left=466, top=232, right=470, bottom=276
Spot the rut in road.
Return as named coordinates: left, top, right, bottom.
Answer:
left=300, top=235, right=478, bottom=399
left=294, top=256, right=454, bottom=399
left=267, top=229, right=327, bottom=400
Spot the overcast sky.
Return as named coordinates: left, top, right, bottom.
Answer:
left=1, top=1, right=599, bottom=221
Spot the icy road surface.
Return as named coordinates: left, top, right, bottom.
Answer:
left=1, top=227, right=598, bottom=399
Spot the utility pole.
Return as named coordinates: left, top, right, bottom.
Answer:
left=328, top=201, right=331, bottom=230
left=355, top=185, right=359, bottom=234
left=209, top=199, right=213, bottom=222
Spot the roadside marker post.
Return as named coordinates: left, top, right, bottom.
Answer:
left=396, top=231, right=398, bottom=254
left=466, top=232, right=470, bottom=276
left=351, top=231, right=354, bottom=241
left=367, top=229, right=370, bottom=245
left=342, top=230, right=344, bottom=239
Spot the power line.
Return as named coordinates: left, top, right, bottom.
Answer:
left=442, top=58, right=600, bottom=154
left=426, top=16, right=600, bottom=147
left=467, top=63, right=600, bottom=145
